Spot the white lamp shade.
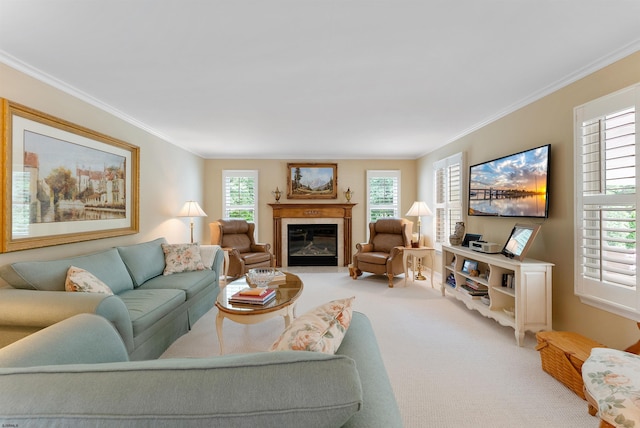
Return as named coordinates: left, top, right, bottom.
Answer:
left=406, top=201, right=432, bottom=217
left=177, top=201, right=207, bottom=217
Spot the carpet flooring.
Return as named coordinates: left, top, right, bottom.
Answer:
left=161, top=267, right=597, bottom=427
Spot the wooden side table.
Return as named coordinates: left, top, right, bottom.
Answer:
left=403, top=247, right=435, bottom=287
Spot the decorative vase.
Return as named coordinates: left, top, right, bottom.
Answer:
left=449, top=222, right=465, bottom=246
left=272, top=187, right=282, bottom=203
left=344, top=187, right=353, bottom=202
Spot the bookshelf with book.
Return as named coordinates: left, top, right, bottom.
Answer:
left=441, top=244, right=553, bottom=346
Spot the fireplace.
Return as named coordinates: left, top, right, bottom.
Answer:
left=287, top=224, right=338, bottom=266
left=269, top=203, right=356, bottom=268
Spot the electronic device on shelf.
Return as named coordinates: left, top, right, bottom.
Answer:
left=461, top=233, right=482, bottom=247
left=469, top=240, right=501, bottom=254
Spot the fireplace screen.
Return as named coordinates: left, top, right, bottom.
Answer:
left=287, top=224, right=338, bottom=266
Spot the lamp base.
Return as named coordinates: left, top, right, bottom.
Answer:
left=415, top=258, right=426, bottom=281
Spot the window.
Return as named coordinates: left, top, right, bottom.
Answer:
left=366, top=170, right=401, bottom=223
left=434, top=153, right=464, bottom=251
left=222, top=170, right=258, bottom=235
left=574, top=83, right=639, bottom=319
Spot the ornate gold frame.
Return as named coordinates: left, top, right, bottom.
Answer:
left=1, top=99, right=139, bottom=252
left=287, top=162, right=338, bottom=199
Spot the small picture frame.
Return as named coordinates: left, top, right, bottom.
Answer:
left=462, top=259, right=478, bottom=274
left=501, top=223, right=542, bottom=261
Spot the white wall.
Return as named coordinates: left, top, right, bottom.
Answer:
left=0, top=63, right=207, bottom=277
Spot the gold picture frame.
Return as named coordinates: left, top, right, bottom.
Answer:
left=287, top=163, right=337, bottom=199
left=1, top=99, right=140, bottom=252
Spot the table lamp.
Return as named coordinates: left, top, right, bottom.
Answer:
left=406, top=201, right=432, bottom=247
left=178, top=201, right=207, bottom=243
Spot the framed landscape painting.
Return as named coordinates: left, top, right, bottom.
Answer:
left=1, top=99, right=139, bottom=252
left=287, top=163, right=337, bottom=199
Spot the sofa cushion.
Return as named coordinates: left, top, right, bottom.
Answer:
left=162, top=243, right=205, bottom=275
left=117, top=289, right=186, bottom=336
left=65, top=266, right=114, bottom=295
left=117, top=238, right=167, bottom=287
left=0, top=248, right=133, bottom=294
left=139, top=270, right=215, bottom=300
left=271, top=297, right=355, bottom=354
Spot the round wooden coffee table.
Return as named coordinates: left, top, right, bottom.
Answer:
left=215, top=271, right=303, bottom=354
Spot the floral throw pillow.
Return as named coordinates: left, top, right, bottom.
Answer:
left=161, top=243, right=205, bottom=275
left=270, top=297, right=355, bottom=354
left=65, top=266, right=114, bottom=295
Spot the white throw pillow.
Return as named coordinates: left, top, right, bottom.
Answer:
left=270, top=297, right=355, bottom=354
left=161, top=243, right=205, bottom=275
left=65, top=266, right=114, bottom=295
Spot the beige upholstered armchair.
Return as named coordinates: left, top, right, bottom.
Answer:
left=210, top=219, right=274, bottom=279
left=349, top=218, right=413, bottom=287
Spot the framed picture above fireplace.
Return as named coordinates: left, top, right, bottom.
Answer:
left=287, top=163, right=337, bottom=199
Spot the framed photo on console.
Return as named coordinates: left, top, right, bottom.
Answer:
left=1, top=99, right=140, bottom=252
left=287, top=163, right=337, bottom=199
left=501, top=223, right=541, bottom=261
left=462, top=259, right=478, bottom=274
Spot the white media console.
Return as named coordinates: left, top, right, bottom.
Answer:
left=441, top=244, right=553, bottom=346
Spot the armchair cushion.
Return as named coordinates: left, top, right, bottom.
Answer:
left=357, top=252, right=391, bottom=265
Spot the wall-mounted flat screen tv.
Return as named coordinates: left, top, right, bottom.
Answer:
left=468, top=144, right=550, bottom=218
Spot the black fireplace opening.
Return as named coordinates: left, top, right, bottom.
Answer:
left=287, top=224, right=338, bottom=266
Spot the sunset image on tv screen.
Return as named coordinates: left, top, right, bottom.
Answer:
left=468, top=145, right=549, bottom=218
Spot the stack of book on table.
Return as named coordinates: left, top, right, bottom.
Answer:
left=229, top=287, right=276, bottom=305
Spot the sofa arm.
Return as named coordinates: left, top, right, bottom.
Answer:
left=0, top=314, right=129, bottom=367
left=338, top=312, right=402, bottom=428
left=0, top=288, right=133, bottom=352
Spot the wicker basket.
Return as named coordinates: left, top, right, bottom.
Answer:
left=535, top=331, right=604, bottom=400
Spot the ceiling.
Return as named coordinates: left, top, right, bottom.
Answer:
left=1, top=1, right=639, bottom=160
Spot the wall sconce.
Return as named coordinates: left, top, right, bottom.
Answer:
left=272, top=187, right=282, bottom=203
left=344, top=187, right=353, bottom=202
left=177, top=200, right=207, bottom=243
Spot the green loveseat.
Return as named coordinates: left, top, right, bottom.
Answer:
left=0, top=311, right=402, bottom=427
left=0, top=238, right=224, bottom=360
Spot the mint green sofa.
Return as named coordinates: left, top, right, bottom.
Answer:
left=0, top=238, right=224, bottom=360
left=0, top=311, right=402, bottom=427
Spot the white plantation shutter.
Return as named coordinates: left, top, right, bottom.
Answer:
left=434, top=153, right=463, bottom=251
left=222, top=170, right=258, bottom=235
left=367, top=170, right=401, bottom=223
left=575, top=84, right=639, bottom=318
